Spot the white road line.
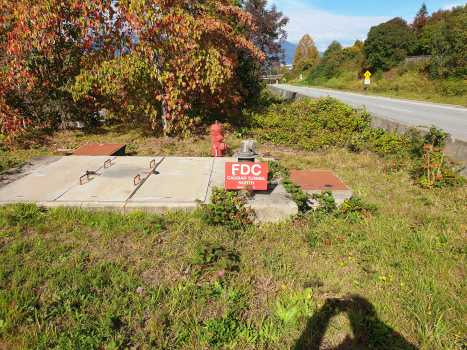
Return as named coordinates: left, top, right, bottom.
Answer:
left=377, top=105, right=412, bottom=113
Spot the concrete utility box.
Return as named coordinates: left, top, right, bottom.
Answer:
left=0, top=156, right=299, bottom=223
left=289, top=170, right=353, bottom=207
left=73, top=143, right=126, bottom=156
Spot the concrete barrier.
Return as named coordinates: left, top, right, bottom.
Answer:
left=267, top=85, right=467, bottom=176
left=267, top=85, right=318, bottom=102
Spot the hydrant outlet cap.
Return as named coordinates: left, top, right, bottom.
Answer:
left=211, top=124, right=223, bottom=132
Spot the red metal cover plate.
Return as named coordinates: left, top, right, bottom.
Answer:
left=225, top=162, right=268, bottom=190
left=289, top=170, right=349, bottom=190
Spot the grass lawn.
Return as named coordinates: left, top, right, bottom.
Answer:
left=1, top=134, right=466, bottom=349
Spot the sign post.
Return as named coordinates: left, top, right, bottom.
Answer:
left=225, top=162, right=268, bottom=190
left=364, top=71, right=371, bottom=85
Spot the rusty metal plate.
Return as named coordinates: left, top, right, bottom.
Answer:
left=73, top=143, right=126, bottom=156
left=289, top=171, right=349, bottom=191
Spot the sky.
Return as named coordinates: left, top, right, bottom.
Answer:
left=270, top=0, right=466, bottom=51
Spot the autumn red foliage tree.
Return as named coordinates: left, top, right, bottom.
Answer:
left=0, top=0, right=122, bottom=138
left=0, top=0, right=263, bottom=138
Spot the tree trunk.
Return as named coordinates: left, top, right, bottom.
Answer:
left=161, top=98, right=169, bottom=138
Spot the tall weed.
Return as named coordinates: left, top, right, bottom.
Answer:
left=348, top=125, right=466, bottom=189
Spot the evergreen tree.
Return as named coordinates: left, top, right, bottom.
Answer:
left=412, top=2, right=428, bottom=35
left=417, top=2, right=428, bottom=17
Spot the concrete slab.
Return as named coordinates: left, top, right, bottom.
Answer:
left=131, top=157, right=214, bottom=203
left=249, top=183, right=299, bottom=223
left=1, top=156, right=299, bottom=223
left=290, top=170, right=353, bottom=207
left=57, top=157, right=162, bottom=203
left=0, top=156, right=115, bottom=203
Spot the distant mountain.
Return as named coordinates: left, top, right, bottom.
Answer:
left=281, top=41, right=297, bottom=64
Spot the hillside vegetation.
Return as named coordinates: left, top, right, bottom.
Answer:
left=285, top=4, right=467, bottom=105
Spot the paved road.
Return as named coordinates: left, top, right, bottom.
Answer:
left=272, top=84, right=467, bottom=139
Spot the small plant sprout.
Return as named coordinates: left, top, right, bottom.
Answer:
left=243, top=183, right=253, bottom=191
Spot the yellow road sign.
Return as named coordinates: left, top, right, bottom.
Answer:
left=364, top=71, right=372, bottom=79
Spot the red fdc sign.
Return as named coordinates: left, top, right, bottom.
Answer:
left=225, top=162, right=268, bottom=190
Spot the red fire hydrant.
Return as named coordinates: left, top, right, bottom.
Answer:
left=211, top=123, right=227, bottom=157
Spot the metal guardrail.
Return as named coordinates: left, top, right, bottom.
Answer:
left=405, top=55, right=444, bottom=64
left=260, top=74, right=284, bottom=80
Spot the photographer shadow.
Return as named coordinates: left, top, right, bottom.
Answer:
left=293, top=295, right=418, bottom=350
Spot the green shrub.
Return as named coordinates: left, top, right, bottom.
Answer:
left=439, top=79, right=467, bottom=96
left=367, top=129, right=410, bottom=155
left=348, top=125, right=466, bottom=189
left=348, top=128, right=409, bottom=155
left=428, top=59, right=442, bottom=80
left=374, top=69, right=384, bottom=81
left=248, top=97, right=371, bottom=150
left=189, top=243, right=240, bottom=272
left=311, top=190, right=378, bottom=222
left=195, top=187, right=254, bottom=230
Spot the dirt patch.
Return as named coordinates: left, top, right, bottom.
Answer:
left=0, top=156, right=62, bottom=189
left=383, top=70, right=398, bottom=80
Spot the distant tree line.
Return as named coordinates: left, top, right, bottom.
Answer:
left=293, top=3, right=467, bottom=78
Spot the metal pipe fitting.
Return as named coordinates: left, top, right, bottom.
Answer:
left=235, top=140, right=258, bottom=162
